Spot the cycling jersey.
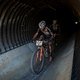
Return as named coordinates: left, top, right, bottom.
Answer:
left=37, top=27, right=52, bottom=40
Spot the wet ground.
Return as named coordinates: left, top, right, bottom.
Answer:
left=0, top=36, right=74, bottom=80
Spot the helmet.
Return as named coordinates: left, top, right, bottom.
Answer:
left=38, top=20, right=46, bottom=29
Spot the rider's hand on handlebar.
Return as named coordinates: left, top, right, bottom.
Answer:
left=54, top=34, right=56, bottom=37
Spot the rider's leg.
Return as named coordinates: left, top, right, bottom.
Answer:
left=49, top=42, right=52, bottom=54
left=40, top=47, right=44, bottom=61
left=48, top=42, right=52, bottom=62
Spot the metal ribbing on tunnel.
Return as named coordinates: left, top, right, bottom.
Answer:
left=1, top=1, right=15, bottom=51
left=10, top=3, right=23, bottom=48
left=0, top=0, right=35, bottom=53
left=0, top=0, right=57, bottom=55
left=0, top=1, right=21, bottom=51
left=14, top=5, right=28, bottom=46
left=0, top=0, right=56, bottom=54
left=20, top=8, right=34, bottom=43
left=24, top=8, right=37, bottom=42
left=18, top=6, right=32, bottom=45
left=16, top=7, right=27, bottom=46
left=0, top=0, right=12, bottom=52
left=10, top=3, right=27, bottom=47
left=6, top=2, right=19, bottom=49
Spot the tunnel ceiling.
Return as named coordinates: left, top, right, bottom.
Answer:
left=17, top=0, right=67, bottom=8
left=16, top=0, right=80, bottom=16
left=0, top=0, right=79, bottom=54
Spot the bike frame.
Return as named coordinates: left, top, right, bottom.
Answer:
left=35, top=45, right=44, bottom=62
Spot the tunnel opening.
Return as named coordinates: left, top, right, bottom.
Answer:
left=33, top=7, right=56, bottom=25
left=30, top=4, right=77, bottom=43
left=56, top=5, right=76, bottom=37
left=30, top=6, right=56, bottom=35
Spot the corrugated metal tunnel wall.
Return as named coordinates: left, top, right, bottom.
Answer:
left=0, top=0, right=57, bottom=54
left=0, top=0, right=36, bottom=53
left=0, top=0, right=79, bottom=80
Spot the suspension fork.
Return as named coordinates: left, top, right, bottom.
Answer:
left=40, top=47, right=44, bottom=61
left=36, top=47, right=44, bottom=62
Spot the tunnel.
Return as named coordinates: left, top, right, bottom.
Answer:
left=0, top=0, right=80, bottom=80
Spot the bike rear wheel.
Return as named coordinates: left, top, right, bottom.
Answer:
left=31, top=49, right=44, bottom=74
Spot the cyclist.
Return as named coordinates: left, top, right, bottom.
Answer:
left=33, top=20, right=55, bottom=61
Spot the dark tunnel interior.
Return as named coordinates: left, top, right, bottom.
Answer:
left=0, top=0, right=79, bottom=54
left=0, top=0, right=80, bottom=80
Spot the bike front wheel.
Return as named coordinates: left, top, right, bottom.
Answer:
left=31, top=49, right=44, bottom=74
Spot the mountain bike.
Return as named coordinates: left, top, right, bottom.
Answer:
left=31, top=40, right=53, bottom=74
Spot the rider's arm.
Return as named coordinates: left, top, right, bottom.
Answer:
left=50, top=31, right=54, bottom=40
left=46, top=27, right=54, bottom=40
left=33, top=28, right=39, bottom=40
